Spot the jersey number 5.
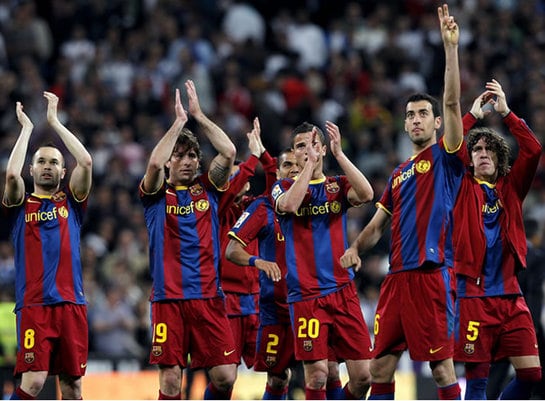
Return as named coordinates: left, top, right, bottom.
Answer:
left=466, top=320, right=480, bottom=341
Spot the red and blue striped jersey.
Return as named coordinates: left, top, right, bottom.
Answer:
left=271, top=175, right=356, bottom=303
left=228, top=195, right=290, bottom=325
left=378, top=139, right=465, bottom=273
left=139, top=175, right=223, bottom=301
left=456, top=181, right=521, bottom=298
left=218, top=157, right=262, bottom=296
left=2, top=188, right=87, bottom=311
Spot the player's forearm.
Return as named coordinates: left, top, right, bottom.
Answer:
left=143, top=119, right=185, bottom=192
left=442, top=44, right=463, bottom=150
left=336, top=153, right=373, bottom=204
left=147, top=118, right=185, bottom=171
left=195, top=113, right=236, bottom=161
left=277, top=162, right=313, bottom=213
left=352, top=209, right=389, bottom=253
left=225, top=239, right=252, bottom=266
left=6, top=126, right=32, bottom=180
left=3, top=123, right=32, bottom=204
left=352, top=225, right=380, bottom=254
left=50, top=120, right=93, bottom=169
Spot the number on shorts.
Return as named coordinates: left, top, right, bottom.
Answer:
left=466, top=320, right=480, bottom=341
left=266, top=333, right=279, bottom=354
left=297, top=317, right=319, bottom=339
left=24, top=329, right=35, bottom=349
left=152, top=323, right=167, bottom=343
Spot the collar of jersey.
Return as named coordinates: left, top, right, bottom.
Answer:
left=309, top=175, right=326, bottom=184
left=31, top=192, right=52, bottom=199
left=473, top=176, right=496, bottom=188
left=166, top=180, right=189, bottom=190
left=293, top=175, right=326, bottom=184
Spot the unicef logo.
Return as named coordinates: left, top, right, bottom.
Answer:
left=195, top=199, right=209, bottom=212
left=330, top=201, right=341, bottom=214
left=58, top=206, right=69, bottom=219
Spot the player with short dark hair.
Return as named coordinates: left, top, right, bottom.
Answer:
left=3, top=92, right=93, bottom=400
left=272, top=119, right=374, bottom=400
left=340, top=5, right=464, bottom=399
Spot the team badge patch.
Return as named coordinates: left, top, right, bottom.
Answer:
left=152, top=346, right=163, bottom=356
left=266, top=355, right=277, bottom=367
left=24, top=352, right=35, bottom=364
left=325, top=181, right=340, bottom=193
left=464, top=343, right=475, bottom=355
left=52, top=191, right=66, bottom=202
left=303, top=340, right=313, bottom=352
left=190, top=184, right=203, bottom=196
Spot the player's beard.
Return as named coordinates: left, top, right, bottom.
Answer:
left=410, top=132, right=433, bottom=148
left=35, top=173, right=60, bottom=191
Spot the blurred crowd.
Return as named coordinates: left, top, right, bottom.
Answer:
left=0, top=0, right=544, bottom=369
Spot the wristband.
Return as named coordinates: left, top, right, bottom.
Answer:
left=248, top=256, right=258, bottom=267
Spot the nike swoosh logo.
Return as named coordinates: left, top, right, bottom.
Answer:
left=223, top=349, right=235, bottom=356
left=166, top=189, right=176, bottom=196
left=27, top=199, right=41, bottom=204
left=80, top=363, right=87, bottom=368
left=429, top=346, right=444, bottom=354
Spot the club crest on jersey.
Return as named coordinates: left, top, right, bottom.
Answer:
left=325, top=181, right=340, bottom=193
left=415, top=159, right=431, bottom=174
left=152, top=346, right=162, bottom=356
left=464, top=343, right=475, bottom=355
left=52, top=191, right=66, bottom=202
left=303, top=340, right=313, bottom=352
left=266, top=355, right=277, bottom=367
left=24, top=352, right=35, bottom=364
left=190, top=184, right=204, bottom=196
left=195, top=199, right=209, bottom=212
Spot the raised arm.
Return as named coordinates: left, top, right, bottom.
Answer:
left=326, top=120, right=373, bottom=205
left=3, top=102, right=33, bottom=206
left=142, top=88, right=187, bottom=193
left=438, top=4, right=463, bottom=151
left=489, top=79, right=542, bottom=195
left=276, top=129, right=319, bottom=214
left=247, top=117, right=277, bottom=193
left=44, top=91, right=93, bottom=200
left=186, top=79, right=236, bottom=188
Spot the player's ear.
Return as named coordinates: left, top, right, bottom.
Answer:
left=434, top=116, right=442, bottom=130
